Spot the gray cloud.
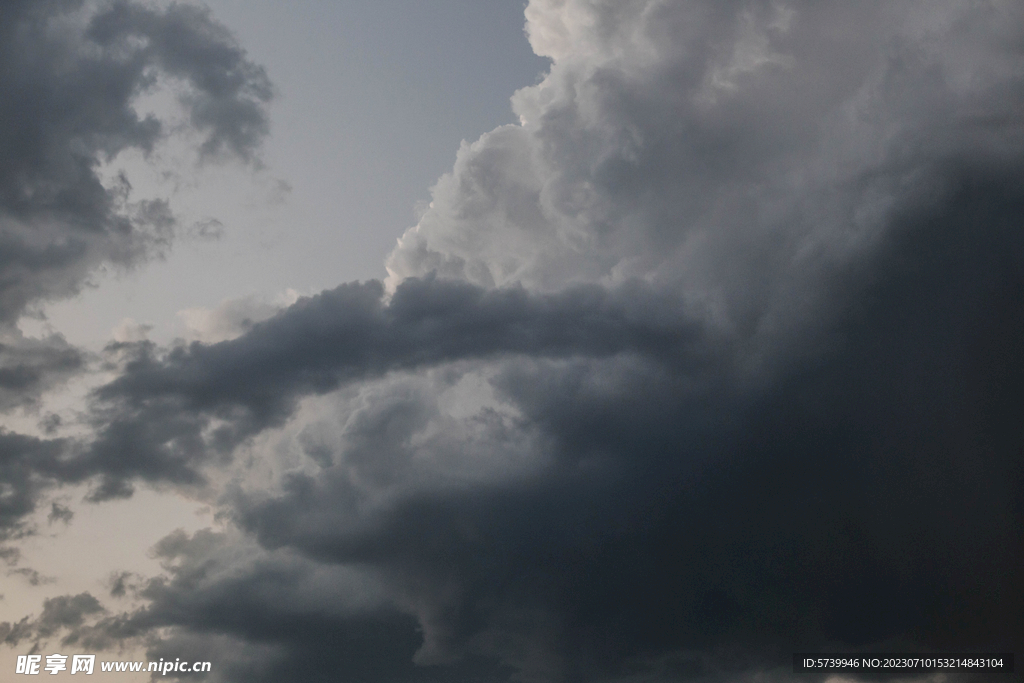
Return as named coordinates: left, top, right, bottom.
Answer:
left=0, top=431, right=70, bottom=539
left=7, top=567, right=57, bottom=587
left=47, top=501, right=74, bottom=525
left=0, top=591, right=105, bottom=651
left=86, top=0, right=273, bottom=163
left=0, top=331, right=85, bottom=413
left=0, top=0, right=272, bottom=536
left=35, top=593, right=105, bottom=640
left=0, top=0, right=271, bottom=325
left=79, top=277, right=707, bottom=497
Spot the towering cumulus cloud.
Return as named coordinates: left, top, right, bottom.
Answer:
left=0, top=0, right=270, bottom=534
left=5, top=1, right=1024, bottom=682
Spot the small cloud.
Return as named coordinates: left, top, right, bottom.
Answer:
left=0, top=546, right=20, bottom=566
left=8, top=567, right=57, bottom=586
left=268, top=178, right=292, bottom=205
left=38, top=413, right=62, bottom=435
left=47, top=502, right=74, bottom=526
left=107, top=571, right=141, bottom=598
left=187, top=217, right=225, bottom=240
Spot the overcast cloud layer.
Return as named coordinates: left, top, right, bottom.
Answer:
left=2, top=1, right=1023, bottom=682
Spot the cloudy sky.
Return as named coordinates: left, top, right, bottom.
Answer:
left=1, top=1, right=1022, bottom=682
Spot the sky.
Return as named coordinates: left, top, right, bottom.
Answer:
left=0, top=1, right=1021, bottom=682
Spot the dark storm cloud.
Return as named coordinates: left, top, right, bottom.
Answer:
left=4, top=0, right=1023, bottom=682
left=57, top=170, right=1022, bottom=683
left=222, top=173, right=1010, bottom=683
left=0, top=0, right=271, bottom=325
left=7, top=531, right=508, bottom=682
left=80, top=277, right=708, bottom=496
